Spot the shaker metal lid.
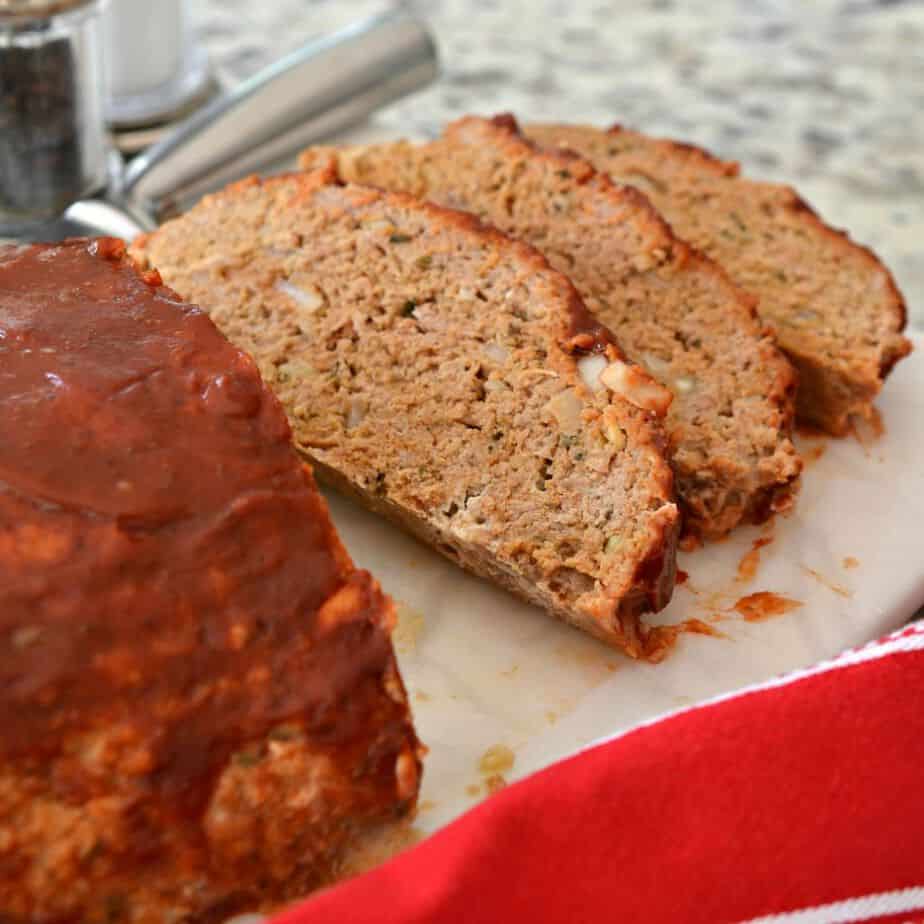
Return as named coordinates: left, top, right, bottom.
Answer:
left=0, top=0, right=97, bottom=18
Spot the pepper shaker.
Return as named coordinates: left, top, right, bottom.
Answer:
left=2, top=4, right=439, bottom=241
left=0, top=0, right=110, bottom=232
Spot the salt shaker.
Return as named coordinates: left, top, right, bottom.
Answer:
left=0, top=0, right=110, bottom=232
left=102, top=0, right=210, bottom=126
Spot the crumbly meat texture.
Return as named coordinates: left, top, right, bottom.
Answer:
left=132, top=171, right=680, bottom=654
left=301, top=115, right=802, bottom=539
left=0, top=239, right=420, bottom=924
left=525, top=121, right=912, bottom=435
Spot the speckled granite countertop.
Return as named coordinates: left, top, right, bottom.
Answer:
left=192, top=0, right=923, bottom=329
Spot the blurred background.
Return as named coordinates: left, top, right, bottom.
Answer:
left=188, top=0, right=923, bottom=329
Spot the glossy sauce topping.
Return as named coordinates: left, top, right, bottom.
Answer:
left=733, top=592, right=803, bottom=622
left=0, top=239, right=403, bottom=814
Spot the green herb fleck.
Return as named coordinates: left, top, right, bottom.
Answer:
left=557, top=169, right=572, bottom=179
left=415, top=254, right=433, bottom=270
left=390, top=232, right=412, bottom=243
left=269, top=725, right=300, bottom=741
left=729, top=211, right=747, bottom=233
left=81, top=840, right=103, bottom=866
left=233, top=749, right=262, bottom=767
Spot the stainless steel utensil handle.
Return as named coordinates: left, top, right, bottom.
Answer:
left=119, top=6, right=438, bottom=227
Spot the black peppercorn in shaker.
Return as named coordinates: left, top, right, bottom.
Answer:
left=0, top=0, right=108, bottom=232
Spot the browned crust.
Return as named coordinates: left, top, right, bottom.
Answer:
left=621, top=508, right=679, bottom=655
left=490, top=114, right=683, bottom=241
left=607, top=123, right=741, bottom=177
left=782, top=189, right=911, bottom=370
left=785, top=189, right=910, bottom=434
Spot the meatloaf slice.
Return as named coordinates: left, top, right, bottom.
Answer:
left=0, top=238, right=421, bottom=923
left=299, top=114, right=801, bottom=539
left=525, top=122, right=912, bottom=435
left=132, top=170, right=680, bottom=654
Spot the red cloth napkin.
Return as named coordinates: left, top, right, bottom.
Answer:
left=276, top=623, right=924, bottom=924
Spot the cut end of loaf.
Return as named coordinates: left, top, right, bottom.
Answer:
left=131, top=170, right=681, bottom=654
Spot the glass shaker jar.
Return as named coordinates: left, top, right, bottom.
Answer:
left=103, top=0, right=210, bottom=127
left=0, top=0, right=109, bottom=232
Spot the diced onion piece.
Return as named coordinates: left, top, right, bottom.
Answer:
left=274, top=279, right=324, bottom=314
left=641, top=352, right=671, bottom=380
left=577, top=354, right=608, bottom=391
left=484, top=342, right=509, bottom=363
left=544, top=388, right=583, bottom=434
left=364, top=217, right=394, bottom=233
left=674, top=374, right=698, bottom=394
left=346, top=396, right=367, bottom=429
left=599, top=360, right=672, bottom=415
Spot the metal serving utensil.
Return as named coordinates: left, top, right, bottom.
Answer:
left=61, top=6, right=438, bottom=240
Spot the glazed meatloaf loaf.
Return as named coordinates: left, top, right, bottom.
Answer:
left=299, top=114, right=801, bottom=538
left=132, top=169, right=681, bottom=655
left=0, top=239, right=421, bottom=923
left=525, top=122, right=912, bottom=435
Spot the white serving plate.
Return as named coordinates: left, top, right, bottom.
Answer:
left=323, top=335, right=924, bottom=837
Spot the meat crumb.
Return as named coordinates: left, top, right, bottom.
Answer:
left=734, top=592, right=803, bottom=622
left=479, top=744, right=515, bottom=776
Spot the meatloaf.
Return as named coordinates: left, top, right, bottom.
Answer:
left=0, top=238, right=421, bottom=923
left=525, top=122, right=912, bottom=435
left=299, top=114, right=802, bottom=539
left=131, top=170, right=681, bottom=655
